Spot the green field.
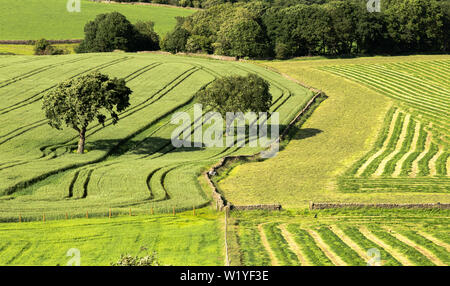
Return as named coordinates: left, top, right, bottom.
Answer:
left=228, top=209, right=450, bottom=266
left=0, top=209, right=223, bottom=266
left=0, top=0, right=195, bottom=40
left=0, top=44, right=78, bottom=55
left=218, top=55, right=450, bottom=208
left=0, top=52, right=313, bottom=222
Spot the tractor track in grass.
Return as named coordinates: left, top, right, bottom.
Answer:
left=278, top=224, right=309, bottom=266
left=2, top=65, right=205, bottom=199
left=5, top=242, right=31, bottom=265
left=307, top=229, right=346, bottom=266
left=0, top=56, right=314, bottom=216
left=257, top=223, right=279, bottom=266
left=0, top=119, right=47, bottom=139
left=329, top=225, right=369, bottom=263
left=359, top=227, right=412, bottom=266
left=0, top=57, right=47, bottom=69
left=383, top=227, right=443, bottom=266
left=0, top=57, right=130, bottom=116
left=0, top=56, right=91, bottom=88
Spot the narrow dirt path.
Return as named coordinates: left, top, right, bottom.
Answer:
left=330, top=225, right=370, bottom=263
left=393, top=121, right=420, bottom=177
left=307, top=229, right=347, bottom=266
left=429, top=146, right=444, bottom=176
left=411, top=129, right=432, bottom=177
left=257, top=223, right=279, bottom=266
left=278, top=224, right=309, bottom=266
left=356, top=109, right=400, bottom=176
left=374, top=114, right=410, bottom=177
left=417, top=231, right=450, bottom=252
left=385, top=228, right=444, bottom=266
left=359, top=227, right=413, bottom=266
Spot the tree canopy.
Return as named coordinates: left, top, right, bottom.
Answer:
left=42, top=72, right=132, bottom=154
left=160, top=0, right=449, bottom=58
left=196, top=74, right=272, bottom=133
left=76, top=12, right=160, bottom=53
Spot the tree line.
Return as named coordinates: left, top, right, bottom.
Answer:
left=160, top=0, right=449, bottom=58
left=79, top=0, right=448, bottom=58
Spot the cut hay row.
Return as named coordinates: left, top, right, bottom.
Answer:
left=393, top=121, right=421, bottom=177
left=251, top=222, right=449, bottom=266
left=374, top=114, right=411, bottom=177
left=321, top=62, right=450, bottom=131
left=355, top=108, right=400, bottom=176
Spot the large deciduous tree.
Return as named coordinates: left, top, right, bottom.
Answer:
left=196, top=74, right=272, bottom=134
left=76, top=12, right=159, bottom=53
left=42, top=72, right=132, bottom=154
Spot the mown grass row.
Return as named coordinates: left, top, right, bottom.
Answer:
left=367, top=226, right=435, bottom=266
left=286, top=224, right=333, bottom=266
left=395, top=229, right=450, bottom=265
left=360, top=111, right=405, bottom=177
left=382, top=117, right=415, bottom=176
left=321, top=63, right=450, bottom=131
left=315, top=226, right=366, bottom=266
left=262, top=223, right=300, bottom=266
left=340, top=226, right=401, bottom=266
left=232, top=209, right=450, bottom=266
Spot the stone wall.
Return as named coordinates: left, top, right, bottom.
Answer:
left=309, top=202, right=450, bottom=210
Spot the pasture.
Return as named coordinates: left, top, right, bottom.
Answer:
left=229, top=209, right=450, bottom=266
left=0, top=209, right=223, bottom=266
left=218, top=55, right=450, bottom=208
left=0, top=0, right=195, bottom=40
left=0, top=52, right=313, bottom=222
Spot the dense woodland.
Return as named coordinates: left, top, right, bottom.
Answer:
left=159, top=0, right=449, bottom=58
left=89, top=0, right=449, bottom=58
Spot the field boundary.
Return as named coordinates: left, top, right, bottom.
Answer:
left=309, top=202, right=450, bottom=210
left=0, top=40, right=82, bottom=45
left=94, top=0, right=201, bottom=10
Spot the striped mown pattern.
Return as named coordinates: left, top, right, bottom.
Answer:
left=239, top=220, right=449, bottom=266
left=320, top=60, right=449, bottom=193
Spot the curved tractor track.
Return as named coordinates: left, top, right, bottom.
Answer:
left=0, top=53, right=313, bottom=220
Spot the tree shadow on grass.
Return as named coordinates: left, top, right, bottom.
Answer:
left=289, top=127, right=323, bottom=140
left=84, top=137, right=205, bottom=157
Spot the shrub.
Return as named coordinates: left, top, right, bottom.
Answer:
left=111, top=252, right=161, bottom=266
left=75, top=12, right=159, bottom=53
left=34, top=39, right=64, bottom=55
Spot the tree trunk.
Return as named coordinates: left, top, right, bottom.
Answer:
left=77, top=127, right=86, bottom=154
